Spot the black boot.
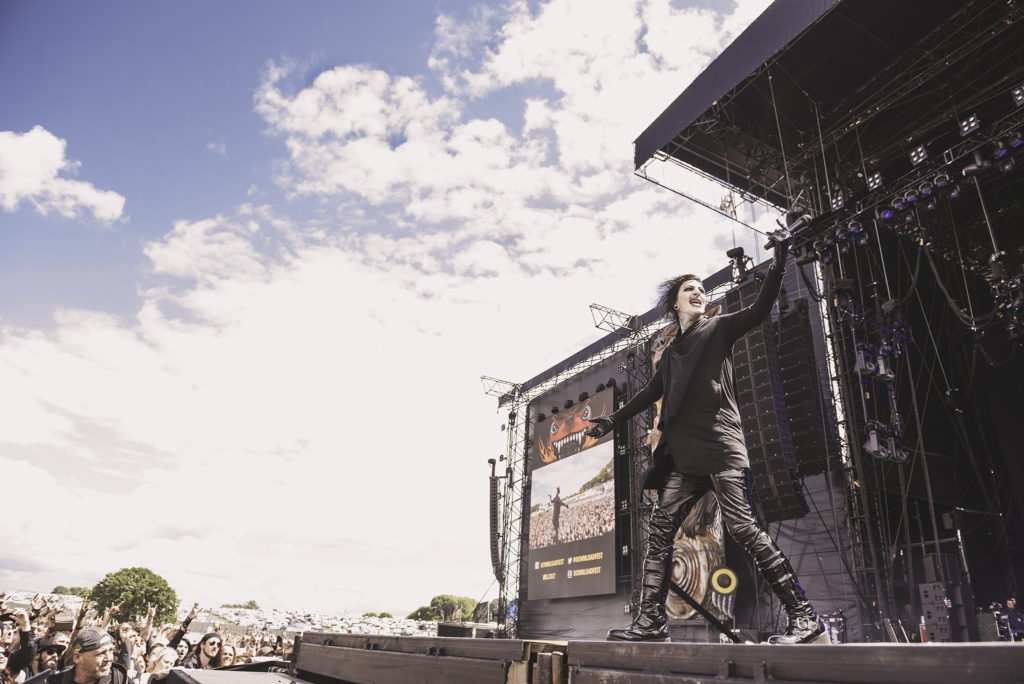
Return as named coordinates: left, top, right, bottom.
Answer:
left=608, top=516, right=674, bottom=642
left=758, top=556, right=828, bottom=644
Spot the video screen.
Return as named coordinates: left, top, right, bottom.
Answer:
left=526, top=387, right=617, bottom=600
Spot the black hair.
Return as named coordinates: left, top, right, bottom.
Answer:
left=656, top=273, right=703, bottom=320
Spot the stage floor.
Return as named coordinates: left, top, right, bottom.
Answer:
left=295, top=632, right=1024, bottom=684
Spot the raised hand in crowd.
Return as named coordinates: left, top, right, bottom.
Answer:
left=140, top=603, right=156, bottom=642
left=100, top=600, right=122, bottom=629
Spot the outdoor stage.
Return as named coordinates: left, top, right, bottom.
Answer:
left=292, top=632, right=1024, bottom=684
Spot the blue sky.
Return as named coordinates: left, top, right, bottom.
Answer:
left=0, top=0, right=774, bottom=616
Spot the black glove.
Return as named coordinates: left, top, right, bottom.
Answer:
left=585, top=416, right=615, bottom=438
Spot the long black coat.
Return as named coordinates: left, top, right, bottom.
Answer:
left=612, top=264, right=784, bottom=489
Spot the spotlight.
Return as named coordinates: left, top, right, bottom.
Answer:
left=1000, top=156, right=1016, bottom=173
left=867, top=171, right=883, bottom=191
left=563, top=399, right=574, bottom=409
left=606, top=378, right=617, bottom=389
left=995, top=140, right=1010, bottom=158
left=578, top=392, right=589, bottom=402
left=835, top=226, right=849, bottom=242
left=959, top=114, right=980, bottom=136
left=1010, top=130, right=1024, bottom=149
left=814, top=239, right=832, bottom=265
left=596, top=383, right=606, bottom=392
left=933, top=172, right=951, bottom=188
left=962, top=149, right=992, bottom=177
left=536, top=413, right=546, bottom=423
left=875, top=205, right=894, bottom=221
left=918, top=180, right=934, bottom=196
left=892, top=195, right=908, bottom=211
left=909, top=145, right=927, bottom=166
left=727, top=246, right=750, bottom=283
left=901, top=208, right=917, bottom=225
left=1013, top=84, right=1024, bottom=106
left=550, top=407, right=560, bottom=414
left=856, top=231, right=870, bottom=247
left=947, top=184, right=960, bottom=200
left=922, top=194, right=938, bottom=212
left=848, top=219, right=863, bottom=234
left=830, top=190, right=845, bottom=211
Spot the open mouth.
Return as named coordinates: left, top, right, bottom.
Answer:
left=553, top=430, right=587, bottom=459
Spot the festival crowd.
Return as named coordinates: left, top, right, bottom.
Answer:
left=0, top=593, right=293, bottom=684
left=529, top=487, right=615, bottom=549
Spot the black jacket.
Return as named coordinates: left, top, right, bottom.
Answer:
left=613, top=263, right=784, bottom=487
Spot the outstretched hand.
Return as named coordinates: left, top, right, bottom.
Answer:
left=585, top=416, right=615, bottom=439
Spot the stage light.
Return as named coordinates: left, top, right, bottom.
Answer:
left=919, top=179, right=934, bottom=195
left=606, top=378, right=617, bottom=389
left=866, top=172, right=883, bottom=191
left=961, top=149, right=992, bottom=177
left=536, top=413, right=546, bottom=422
left=830, top=190, right=845, bottom=211
left=578, top=392, right=589, bottom=402
left=596, top=383, right=606, bottom=392
left=901, top=208, right=916, bottom=225
left=904, top=188, right=919, bottom=203
left=922, top=194, right=938, bottom=212
left=1010, top=130, right=1024, bottom=149
left=848, top=219, right=863, bottom=234
left=856, top=231, right=870, bottom=247
left=1000, top=156, right=1016, bottom=173
left=814, top=239, right=832, bottom=265
left=909, top=145, right=927, bottom=166
left=563, top=399, right=574, bottom=409
left=551, top=407, right=560, bottom=414
left=948, top=184, right=960, bottom=199
left=892, top=195, right=908, bottom=211
left=995, top=140, right=1010, bottom=158
left=726, top=246, right=750, bottom=283
left=933, top=172, right=951, bottom=188
left=959, top=114, right=980, bottom=136
left=875, top=205, right=893, bottom=220
left=835, top=226, right=848, bottom=242
left=1013, top=84, right=1024, bottom=106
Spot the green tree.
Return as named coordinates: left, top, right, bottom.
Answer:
left=90, top=568, right=178, bottom=624
left=578, top=458, right=614, bottom=495
left=378, top=612, right=393, bottom=619
left=428, top=595, right=477, bottom=622
left=406, top=606, right=438, bottom=621
left=52, top=586, right=91, bottom=599
left=362, top=612, right=377, bottom=618
left=221, top=600, right=260, bottom=610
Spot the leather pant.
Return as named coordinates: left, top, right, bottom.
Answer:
left=640, top=468, right=811, bottom=622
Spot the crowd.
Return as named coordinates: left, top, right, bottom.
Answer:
left=529, top=486, right=615, bottom=549
left=0, top=593, right=295, bottom=684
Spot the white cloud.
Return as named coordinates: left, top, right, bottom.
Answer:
left=0, top=126, right=126, bottom=223
left=206, top=142, right=228, bottom=156
left=1, top=0, right=779, bottom=614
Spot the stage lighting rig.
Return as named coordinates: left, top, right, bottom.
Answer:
left=726, top=246, right=752, bottom=283
left=1014, top=84, right=1024, bottom=107
left=867, top=171, right=883, bottom=191
left=961, top=149, right=993, bottom=177
left=830, top=189, right=845, bottom=211
left=999, top=156, right=1016, bottom=173
left=959, top=113, right=981, bottom=136
left=909, top=145, right=927, bottom=166
left=863, top=421, right=908, bottom=464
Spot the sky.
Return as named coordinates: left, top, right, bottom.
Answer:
left=0, top=0, right=775, bottom=617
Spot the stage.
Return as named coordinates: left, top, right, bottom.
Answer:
left=292, top=632, right=1024, bottom=684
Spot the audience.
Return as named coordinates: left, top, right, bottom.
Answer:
left=530, top=487, right=615, bottom=549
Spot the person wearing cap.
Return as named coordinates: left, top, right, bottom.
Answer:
left=29, top=638, right=65, bottom=677
left=1, top=610, right=38, bottom=680
left=178, top=633, right=223, bottom=669
left=41, top=626, right=133, bottom=684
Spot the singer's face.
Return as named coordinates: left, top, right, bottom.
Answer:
left=676, top=280, right=706, bottom=317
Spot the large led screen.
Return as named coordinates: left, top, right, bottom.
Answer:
left=526, top=387, right=616, bottom=600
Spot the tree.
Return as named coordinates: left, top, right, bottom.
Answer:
left=362, top=612, right=377, bottom=618
left=428, top=595, right=477, bottom=622
left=378, top=612, right=393, bottom=619
left=406, top=606, right=438, bottom=621
left=221, top=600, right=260, bottom=610
left=52, top=586, right=91, bottom=599
left=90, top=568, right=179, bottom=624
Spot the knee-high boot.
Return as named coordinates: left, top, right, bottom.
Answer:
left=607, top=511, right=675, bottom=641
left=755, top=552, right=827, bottom=644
